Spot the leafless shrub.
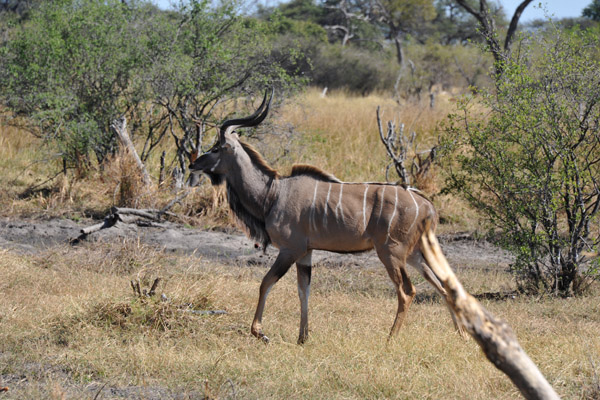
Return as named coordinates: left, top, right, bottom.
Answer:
left=376, top=106, right=437, bottom=191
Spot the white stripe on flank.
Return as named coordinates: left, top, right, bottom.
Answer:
left=310, top=182, right=319, bottom=231
left=335, top=184, right=345, bottom=223
left=407, top=189, right=420, bottom=232
left=323, top=183, right=332, bottom=228
left=386, top=186, right=398, bottom=243
left=378, top=185, right=386, bottom=221
left=362, top=185, right=369, bottom=230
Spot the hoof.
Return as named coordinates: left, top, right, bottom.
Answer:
left=259, top=334, right=270, bottom=344
left=297, top=336, right=308, bottom=345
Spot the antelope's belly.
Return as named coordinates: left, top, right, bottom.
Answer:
left=308, top=231, right=374, bottom=253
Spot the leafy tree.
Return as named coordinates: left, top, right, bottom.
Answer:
left=273, top=16, right=328, bottom=41
left=443, top=28, right=600, bottom=295
left=400, top=39, right=481, bottom=100
left=370, top=0, right=436, bottom=67
left=583, top=0, right=600, bottom=21
left=319, top=0, right=375, bottom=47
left=257, top=0, right=394, bottom=94
left=0, top=0, right=43, bottom=18
left=0, top=0, right=156, bottom=168
left=277, top=0, right=327, bottom=22
left=431, top=0, right=484, bottom=44
left=151, top=0, right=299, bottom=185
left=0, top=0, right=298, bottom=178
left=257, top=0, right=496, bottom=97
left=310, top=44, right=397, bottom=93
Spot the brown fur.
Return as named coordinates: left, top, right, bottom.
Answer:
left=239, top=142, right=280, bottom=179
left=191, top=108, right=462, bottom=345
left=290, top=164, right=342, bottom=183
left=239, top=142, right=342, bottom=184
left=226, top=184, right=271, bottom=250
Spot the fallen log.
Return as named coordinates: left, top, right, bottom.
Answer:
left=420, top=222, right=560, bottom=400
left=75, top=207, right=176, bottom=242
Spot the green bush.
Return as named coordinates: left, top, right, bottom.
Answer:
left=0, top=0, right=152, bottom=167
left=443, top=27, right=600, bottom=295
left=0, top=0, right=298, bottom=174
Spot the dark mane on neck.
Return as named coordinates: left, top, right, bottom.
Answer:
left=289, top=164, right=342, bottom=183
left=226, top=184, right=271, bottom=250
left=219, top=141, right=278, bottom=251
left=239, top=142, right=280, bottom=179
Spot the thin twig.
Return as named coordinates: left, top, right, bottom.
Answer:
left=92, top=382, right=108, bottom=400
left=18, top=169, right=64, bottom=196
left=9, top=153, right=64, bottom=187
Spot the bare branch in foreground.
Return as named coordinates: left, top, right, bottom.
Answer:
left=419, top=222, right=560, bottom=400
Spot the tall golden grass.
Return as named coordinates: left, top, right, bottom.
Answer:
left=1, top=89, right=474, bottom=228
left=274, top=88, right=451, bottom=182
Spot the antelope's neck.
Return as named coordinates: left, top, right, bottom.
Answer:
left=226, top=163, right=277, bottom=220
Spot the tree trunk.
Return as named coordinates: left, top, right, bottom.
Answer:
left=111, top=117, right=152, bottom=187
left=393, top=33, right=404, bottom=67
left=454, top=0, right=534, bottom=78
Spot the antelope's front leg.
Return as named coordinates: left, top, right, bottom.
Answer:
left=296, top=251, right=313, bottom=344
left=251, top=252, right=296, bottom=343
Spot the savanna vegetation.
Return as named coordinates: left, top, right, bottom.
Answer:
left=1, top=0, right=600, bottom=398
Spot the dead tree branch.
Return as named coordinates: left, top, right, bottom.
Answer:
left=159, top=188, right=195, bottom=216
left=454, top=0, right=534, bottom=76
left=420, top=222, right=560, bottom=400
left=131, top=279, right=229, bottom=315
left=111, top=116, right=152, bottom=187
left=376, top=107, right=437, bottom=187
left=131, top=278, right=161, bottom=298
left=75, top=207, right=176, bottom=242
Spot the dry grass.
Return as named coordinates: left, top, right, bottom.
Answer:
left=0, top=123, right=106, bottom=218
left=0, top=242, right=598, bottom=399
left=4, top=90, right=596, bottom=397
left=274, top=88, right=452, bottom=182
left=0, top=89, right=479, bottom=230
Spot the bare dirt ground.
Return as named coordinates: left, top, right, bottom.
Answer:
left=0, top=216, right=513, bottom=270
left=0, top=216, right=514, bottom=399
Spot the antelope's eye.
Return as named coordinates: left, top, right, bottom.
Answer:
left=211, top=147, right=219, bottom=153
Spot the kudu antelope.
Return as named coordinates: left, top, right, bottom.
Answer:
left=190, top=91, right=457, bottom=344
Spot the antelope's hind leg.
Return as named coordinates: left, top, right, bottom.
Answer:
left=251, top=251, right=297, bottom=343
left=296, top=251, right=312, bottom=344
left=376, top=244, right=416, bottom=339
